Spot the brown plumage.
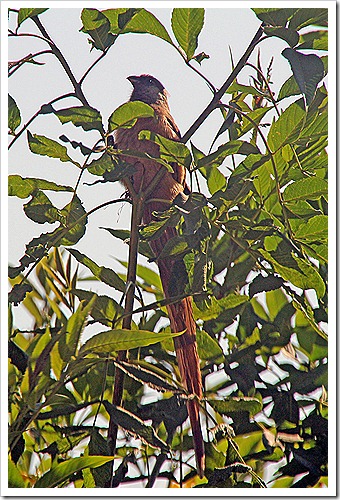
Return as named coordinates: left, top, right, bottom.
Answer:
left=115, top=74, right=205, bottom=478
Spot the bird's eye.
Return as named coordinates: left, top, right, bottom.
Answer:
left=148, top=78, right=153, bottom=84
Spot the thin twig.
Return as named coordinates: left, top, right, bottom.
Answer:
left=8, top=92, right=75, bottom=149
left=32, top=16, right=89, bottom=106
left=181, top=23, right=265, bottom=144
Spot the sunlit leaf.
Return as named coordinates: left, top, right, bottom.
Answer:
left=17, top=8, right=48, bottom=26
left=171, top=8, right=205, bottom=60
left=105, top=8, right=173, bottom=44
left=9, top=175, right=73, bottom=199
left=80, top=328, right=184, bottom=354
left=108, top=101, right=154, bottom=133
left=81, top=8, right=117, bottom=51
left=27, top=131, right=80, bottom=167
left=34, top=456, right=114, bottom=488
left=208, top=396, right=262, bottom=416
left=55, top=106, right=104, bottom=133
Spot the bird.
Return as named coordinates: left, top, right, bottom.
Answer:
left=115, top=74, right=205, bottom=478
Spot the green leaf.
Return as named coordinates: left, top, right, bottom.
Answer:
left=108, top=101, right=154, bottom=133
left=23, top=190, right=59, bottom=224
left=114, top=360, right=184, bottom=393
left=267, top=100, right=305, bottom=151
left=54, top=106, right=104, bottom=133
left=208, top=396, right=262, bottom=417
left=249, top=275, right=285, bottom=298
left=87, top=153, right=113, bottom=176
left=282, top=49, right=325, bottom=106
left=80, top=328, right=183, bottom=354
left=17, top=8, right=48, bottom=26
left=171, top=8, right=205, bottom=60
left=156, top=235, right=190, bottom=260
left=192, top=51, right=210, bottom=64
left=59, top=296, right=96, bottom=361
left=27, top=131, right=79, bottom=167
left=294, top=215, right=328, bottom=241
left=197, top=141, right=260, bottom=170
left=68, top=249, right=126, bottom=293
left=197, top=329, right=223, bottom=361
left=8, top=95, right=21, bottom=134
left=8, top=175, right=73, bottom=199
left=8, top=458, right=26, bottom=487
left=192, top=294, right=249, bottom=321
left=264, top=27, right=299, bottom=47
left=259, top=249, right=326, bottom=299
left=252, top=8, right=296, bottom=26
left=105, top=8, right=173, bottom=44
left=72, top=289, right=124, bottom=327
left=288, top=8, right=328, bottom=31
left=139, top=130, right=192, bottom=169
left=81, top=8, right=117, bottom=51
left=34, top=456, right=114, bottom=488
left=297, top=30, right=328, bottom=51
left=103, top=402, right=169, bottom=450
left=278, top=75, right=301, bottom=101
left=283, top=177, right=328, bottom=202
left=51, top=195, right=88, bottom=246
left=101, top=227, right=154, bottom=259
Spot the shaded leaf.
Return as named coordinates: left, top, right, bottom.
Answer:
left=264, top=27, right=299, bottom=47
left=8, top=283, right=33, bottom=306
left=197, top=329, right=223, bottom=361
left=8, top=95, right=21, bottom=134
left=68, top=249, right=125, bottom=292
left=101, top=227, right=154, bottom=259
left=288, top=8, right=328, bottom=31
left=252, top=8, right=296, bottom=27
left=282, top=48, right=325, bottom=106
left=249, top=275, right=285, bottom=298
left=103, top=402, right=169, bottom=450
left=23, top=190, right=59, bottom=224
left=51, top=195, right=88, bottom=246
left=114, top=360, right=184, bottom=393
left=72, top=289, right=123, bottom=327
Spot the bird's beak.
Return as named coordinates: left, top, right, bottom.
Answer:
left=127, top=75, right=139, bottom=87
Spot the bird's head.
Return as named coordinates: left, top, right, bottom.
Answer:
left=128, top=74, right=168, bottom=105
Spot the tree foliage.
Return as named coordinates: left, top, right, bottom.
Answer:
left=8, top=7, right=328, bottom=489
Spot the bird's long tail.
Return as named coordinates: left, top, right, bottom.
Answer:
left=144, top=206, right=205, bottom=478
